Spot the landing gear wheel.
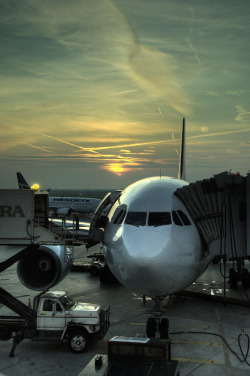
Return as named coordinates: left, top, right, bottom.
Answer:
left=160, top=318, right=169, bottom=339
left=68, top=330, right=88, bottom=353
left=89, top=266, right=100, bottom=276
left=146, top=317, right=156, bottom=338
left=99, top=264, right=118, bottom=284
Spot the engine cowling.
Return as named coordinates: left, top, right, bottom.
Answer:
left=17, top=245, right=73, bottom=290
left=56, top=208, right=71, bottom=216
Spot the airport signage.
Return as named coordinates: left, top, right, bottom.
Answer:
left=0, top=205, right=25, bottom=218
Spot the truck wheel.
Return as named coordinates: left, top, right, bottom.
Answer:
left=68, top=330, right=88, bottom=353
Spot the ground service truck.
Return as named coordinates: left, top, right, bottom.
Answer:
left=0, top=288, right=110, bottom=356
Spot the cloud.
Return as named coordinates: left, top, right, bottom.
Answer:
left=204, top=91, right=220, bottom=97
left=185, top=6, right=201, bottom=64
left=235, top=105, right=250, bottom=122
left=200, top=126, right=209, bottom=132
left=205, top=90, right=249, bottom=97
left=105, top=0, right=192, bottom=117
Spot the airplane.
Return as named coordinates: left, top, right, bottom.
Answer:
left=92, top=118, right=211, bottom=338
left=16, top=172, right=101, bottom=216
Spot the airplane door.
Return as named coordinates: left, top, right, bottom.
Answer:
left=87, top=192, right=112, bottom=248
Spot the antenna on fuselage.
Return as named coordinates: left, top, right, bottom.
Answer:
left=178, top=117, right=186, bottom=181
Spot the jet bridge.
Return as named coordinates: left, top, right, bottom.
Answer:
left=175, top=171, right=250, bottom=288
left=0, top=189, right=64, bottom=246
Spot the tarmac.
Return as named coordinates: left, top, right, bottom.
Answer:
left=0, top=244, right=250, bottom=376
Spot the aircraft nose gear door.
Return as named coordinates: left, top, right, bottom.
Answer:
left=87, top=193, right=112, bottom=249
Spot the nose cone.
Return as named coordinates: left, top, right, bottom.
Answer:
left=105, top=226, right=176, bottom=296
left=104, top=224, right=207, bottom=297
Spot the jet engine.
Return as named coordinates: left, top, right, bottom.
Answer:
left=56, top=208, right=72, bottom=216
left=17, top=245, right=73, bottom=290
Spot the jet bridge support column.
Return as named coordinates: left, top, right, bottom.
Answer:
left=247, top=173, right=250, bottom=258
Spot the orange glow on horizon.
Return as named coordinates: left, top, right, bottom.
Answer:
left=103, top=163, right=131, bottom=176
left=107, top=163, right=126, bottom=175
left=102, top=161, right=144, bottom=175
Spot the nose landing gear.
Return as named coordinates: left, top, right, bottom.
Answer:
left=146, top=296, right=169, bottom=339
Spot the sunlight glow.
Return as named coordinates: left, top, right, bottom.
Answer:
left=103, top=163, right=131, bottom=176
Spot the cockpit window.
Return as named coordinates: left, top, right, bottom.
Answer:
left=177, top=210, right=191, bottom=225
left=148, top=212, right=171, bottom=226
left=172, top=210, right=191, bottom=226
left=125, top=212, right=147, bottom=226
left=172, top=211, right=183, bottom=226
left=113, top=209, right=127, bottom=225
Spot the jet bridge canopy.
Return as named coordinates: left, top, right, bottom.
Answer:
left=175, top=171, right=250, bottom=259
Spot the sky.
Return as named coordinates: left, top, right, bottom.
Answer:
left=1, top=0, right=249, bottom=189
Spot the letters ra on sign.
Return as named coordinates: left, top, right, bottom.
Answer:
left=0, top=205, right=25, bottom=218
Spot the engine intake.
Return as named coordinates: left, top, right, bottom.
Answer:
left=17, top=245, right=73, bottom=290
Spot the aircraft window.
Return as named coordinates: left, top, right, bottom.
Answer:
left=125, top=212, right=147, bottom=226
left=148, top=212, right=171, bottom=226
left=113, top=210, right=126, bottom=225
left=172, top=211, right=183, bottom=226
left=177, top=210, right=191, bottom=226
left=118, top=211, right=127, bottom=224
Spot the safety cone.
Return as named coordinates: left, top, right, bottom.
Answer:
left=28, top=298, right=31, bottom=308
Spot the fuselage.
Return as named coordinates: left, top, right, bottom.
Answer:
left=49, top=197, right=101, bottom=214
left=103, top=176, right=211, bottom=297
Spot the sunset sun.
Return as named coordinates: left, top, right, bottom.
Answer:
left=107, top=163, right=126, bottom=176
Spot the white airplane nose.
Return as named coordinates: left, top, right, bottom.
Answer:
left=123, top=226, right=171, bottom=260
left=104, top=227, right=176, bottom=296
left=104, top=223, right=208, bottom=297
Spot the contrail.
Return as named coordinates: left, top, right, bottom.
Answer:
left=27, top=128, right=178, bottom=151
left=109, top=89, right=138, bottom=96
left=27, top=127, right=250, bottom=153
left=28, top=130, right=95, bottom=152
left=187, top=128, right=250, bottom=140
left=24, top=143, right=55, bottom=154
